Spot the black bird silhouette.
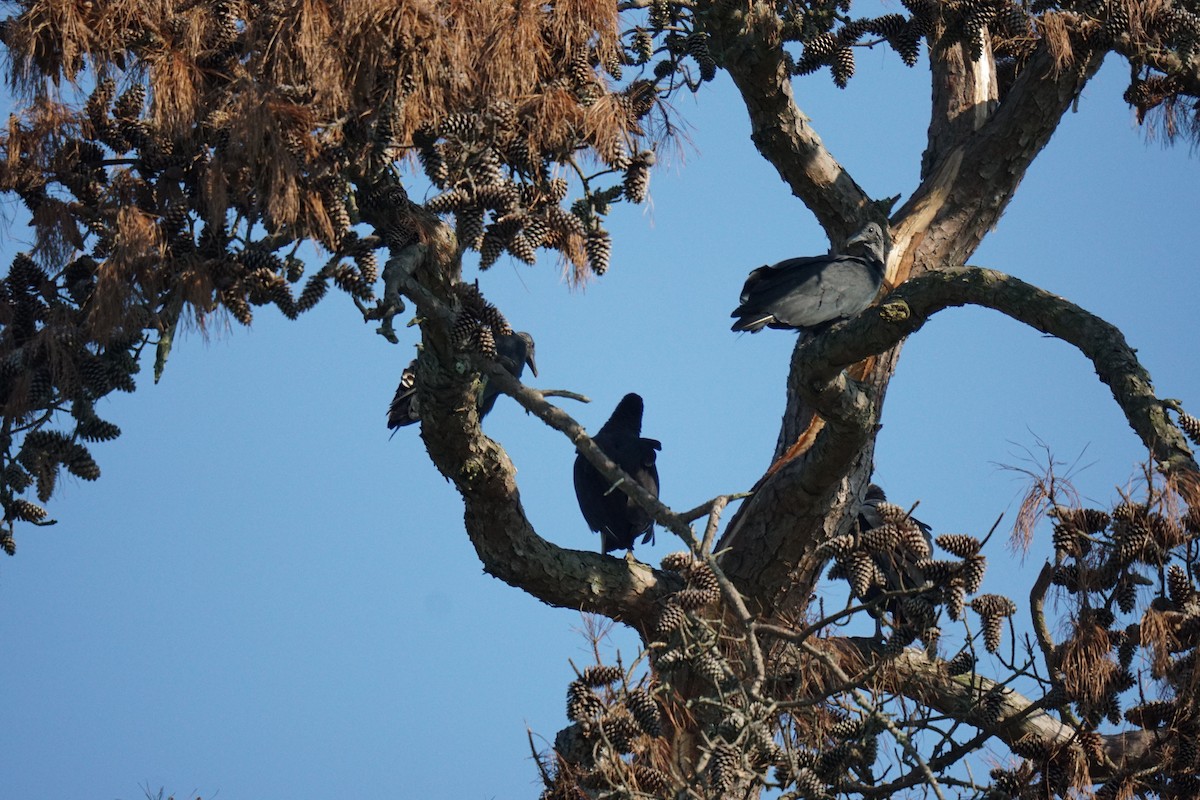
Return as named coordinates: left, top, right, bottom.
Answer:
left=387, top=331, right=537, bottom=431
left=856, top=483, right=933, bottom=624
left=574, top=393, right=661, bottom=553
left=731, top=223, right=887, bottom=333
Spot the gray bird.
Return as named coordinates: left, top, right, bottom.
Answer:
left=730, top=223, right=887, bottom=333
left=856, top=483, right=933, bottom=625
left=387, top=331, right=538, bottom=431
left=573, top=393, right=661, bottom=554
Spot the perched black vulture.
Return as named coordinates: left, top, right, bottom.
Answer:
left=856, top=483, right=934, bottom=625
left=730, top=223, right=887, bottom=333
left=386, top=331, right=538, bottom=431
left=574, top=393, right=661, bottom=554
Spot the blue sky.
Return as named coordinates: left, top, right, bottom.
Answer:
left=1, top=45, right=1198, bottom=800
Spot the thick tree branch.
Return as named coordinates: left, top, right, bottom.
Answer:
left=799, top=266, right=1197, bottom=478
left=719, top=265, right=1197, bottom=616
left=894, top=45, right=1106, bottom=275
left=388, top=245, right=680, bottom=627
left=850, top=642, right=1163, bottom=780
left=419, top=375, right=678, bottom=624
left=923, top=37, right=999, bottom=181
left=699, top=0, right=874, bottom=237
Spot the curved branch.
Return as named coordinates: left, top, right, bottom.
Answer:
left=719, top=265, right=1197, bottom=615
left=391, top=246, right=678, bottom=628
left=799, top=266, right=1197, bottom=478
left=418, top=377, right=677, bottom=624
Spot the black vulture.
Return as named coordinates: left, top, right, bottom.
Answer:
left=730, top=223, right=887, bottom=333
left=573, top=393, right=661, bottom=554
left=387, top=331, right=538, bottom=431
left=856, top=483, right=934, bottom=626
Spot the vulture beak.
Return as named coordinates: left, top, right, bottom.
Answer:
left=845, top=226, right=877, bottom=249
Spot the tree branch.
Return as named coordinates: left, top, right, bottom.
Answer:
left=718, top=264, right=1197, bottom=616
left=848, top=641, right=1163, bottom=780
left=387, top=241, right=681, bottom=627
left=798, top=266, right=1197, bottom=479
left=894, top=44, right=1105, bottom=276
left=482, top=366, right=698, bottom=547
left=700, top=0, right=874, bottom=237
left=923, top=37, right=999, bottom=181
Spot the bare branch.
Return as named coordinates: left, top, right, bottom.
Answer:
left=796, top=265, right=1198, bottom=481
left=797, top=639, right=948, bottom=800
left=483, top=365, right=697, bottom=547
left=847, top=641, right=1163, bottom=780
left=1030, top=562, right=1058, bottom=676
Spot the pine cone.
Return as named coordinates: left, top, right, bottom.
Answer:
left=980, top=613, right=1004, bottom=653
left=961, top=554, right=987, bottom=593
left=425, top=188, right=473, bottom=214
left=1052, top=522, right=1088, bottom=557
left=1168, top=564, right=1195, bottom=606
left=946, top=650, right=976, bottom=676
left=631, top=28, right=654, bottom=64
left=694, top=651, right=728, bottom=685
left=1113, top=520, right=1151, bottom=563
left=600, top=706, right=641, bottom=753
left=917, top=558, right=961, bottom=582
left=654, top=602, right=686, bottom=638
left=975, top=690, right=1005, bottom=725
left=296, top=274, right=329, bottom=313
left=675, top=587, right=716, bottom=610
left=633, top=765, right=669, bottom=793
left=860, top=522, right=900, bottom=552
left=580, top=665, right=623, bottom=687
left=660, top=551, right=694, bottom=573
left=971, top=594, right=1017, bottom=617
left=456, top=208, right=486, bottom=250
left=566, top=681, right=604, bottom=721
left=816, top=533, right=857, bottom=559
left=936, top=533, right=982, bottom=557
left=585, top=228, right=612, bottom=275
left=653, top=647, right=683, bottom=671
left=846, top=550, right=879, bottom=598
left=708, top=744, right=740, bottom=794
left=625, top=689, right=663, bottom=737
left=1179, top=412, right=1200, bottom=445
left=622, top=154, right=654, bottom=203
left=437, top=112, right=480, bottom=141
left=803, top=32, right=838, bottom=60
left=689, top=562, right=720, bottom=595
left=1115, top=574, right=1139, bottom=613
left=507, top=233, right=537, bottom=265
left=831, top=47, right=855, bottom=88
left=945, top=579, right=966, bottom=621
left=898, top=523, right=932, bottom=559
